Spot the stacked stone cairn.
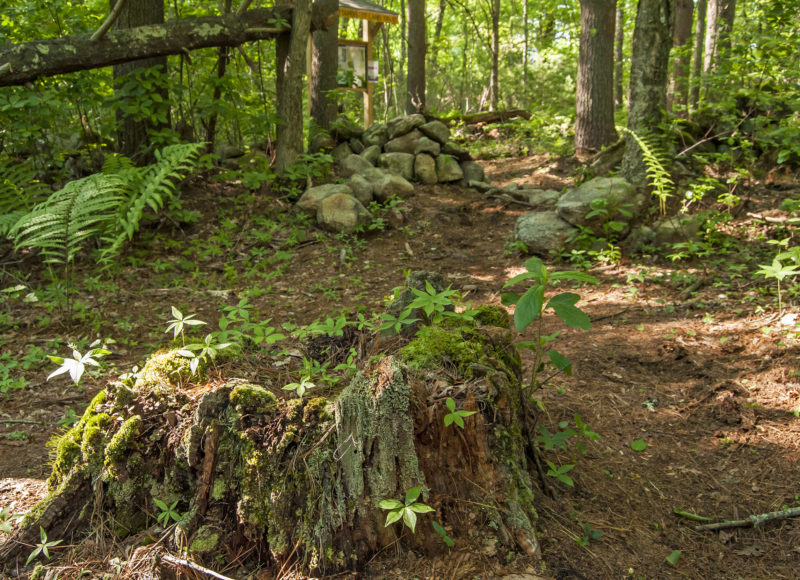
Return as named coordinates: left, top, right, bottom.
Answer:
left=298, top=114, right=486, bottom=234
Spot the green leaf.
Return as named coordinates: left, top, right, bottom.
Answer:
left=514, top=285, right=545, bottom=332
left=548, top=270, right=600, bottom=284
left=547, top=293, right=591, bottom=330
left=500, top=292, right=521, bottom=306
left=377, top=499, right=404, bottom=510
left=403, top=507, right=418, bottom=532
left=384, top=510, right=403, bottom=527
left=445, top=397, right=456, bottom=412
left=546, top=350, right=573, bottom=376
left=665, top=550, right=682, bottom=565
left=405, top=486, right=421, bottom=504
left=631, top=439, right=647, bottom=451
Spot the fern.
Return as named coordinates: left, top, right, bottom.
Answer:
left=99, top=142, right=204, bottom=263
left=0, top=157, right=51, bottom=237
left=10, top=174, right=125, bottom=265
left=618, top=126, right=674, bottom=216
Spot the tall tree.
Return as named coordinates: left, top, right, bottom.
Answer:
left=614, top=1, right=625, bottom=110
left=310, top=3, right=339, bottom=132
left=703, top=0, right=736, bottom=76
left=689, top=0, right=707, bottom=110
left=111, top=0, right=168, bottom=160
left=621, top=0, right=675, bottom=183
left=406, top=0, right=426, bottom=113
left=575, top=0, right=617, bottom=153
left=489, top=0, right=501, bottom=110
left=667, top=0, right=693, bottom=116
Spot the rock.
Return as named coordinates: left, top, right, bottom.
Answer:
left=308, top=132, right=336, bottom=154
left=502, top=183, right=520, bottom=192
left=374, top=172, right=414, bottom=202
left=442, top=141, right=471, bottom=160
left=469, top=180, right=498, bottom=194
left=556, top=176, right=641, bottom=231
left=414, top=153, right=438, bottom=185
left=218, top=144, right=243, bottom=159
left=651, top=214, right=704, bottom=247
left=348, top=138, right=365, bottom=154
left=331, top=142, right=353, bottom=164
left=419, top=120, right=450, bottom=144
left=296, top=184, right=353, bottom=216
left=436, top=154, right=464, bottom=182
left=331, top=117, right=364, bottom=141
left=339, top=154, right=374, bottom=177
left=378, top=152, right=415, bottom=181
left=460, top=160, right=484, bottom=183
left=514, top=211, right=577, bottom=256
left=384, top=130, right=423, bottom=154
left=362, top=123, right=389, bottom=148
left=347, top=174, right=375, bottom=205
left=360, top=144, right=381, bottom=165
left=414, top=136, right=441, bottom=156
left=510, top=188, right=561, bottom=207
left=316, top=193, right=371, bottom=233
left=387, top=114, right=426, bottom=139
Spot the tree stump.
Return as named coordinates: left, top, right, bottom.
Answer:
left=0, top=307, right=541, bottom=575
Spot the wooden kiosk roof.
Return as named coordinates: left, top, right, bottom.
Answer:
left=338, top=0, right=399, bottom=24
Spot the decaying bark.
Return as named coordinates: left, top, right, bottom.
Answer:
left=0, top=6, right=338, bottom=88
left=0, top=306, right=541, bottom=576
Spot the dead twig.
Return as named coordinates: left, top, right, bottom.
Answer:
left=161, top=553, right=235, bottom=580
left=694, top=506, right=800, bottom=532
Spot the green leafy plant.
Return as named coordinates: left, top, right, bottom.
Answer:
left=165, top=306, right=206, bottom=346
left=432, top=520, right=454, bottom=547
left=153, top=498, right=183, bottom=526
left=0, top=156, right=50, bottom=237
left=755, top=256, right=799, bottom=313
left=178, top=334, right=232, bottom=375
left=443, top=397, right=477, bottom=429
left=26, top=527, right=62, bottom=565
left=282, top=376, right=316, bottom=398
left=545, top=460, right=575, bottom=487
left=377, top=487, right=435, bottom=533
left=576, top=523, right=602, bottom=547
left=0, top=506, right=23, bottom=534
left=617, top=126, right=674, bottom=215
left=47, top=343, right=111, bottom=385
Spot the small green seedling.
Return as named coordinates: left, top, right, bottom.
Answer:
left=432, top=520, right=454, bottom=547
left=631, top=439, right=647, bottom=451
left=0, top=506, right=22, bottom=534
left=153, top=498, right=182, bottom=526
left=282, top=376, right=316, bottom=398
left=377, top=486, right=435, bottom=533
left=576, top=523, right=602, bottom=547
left=165, top=306, right=206, bottom=345
left=178, top=334, right=231, bottom=374
left=665, top=550, right=682, bottom=565
left=26, top=527, right=62, bottom=565
left=545, top=460, right=575, bottom=487
left=755, top=257, right=800, bottom=313
left=443, top=397, right=476, bottom=429
left=48, top=343, right=110, bottom=384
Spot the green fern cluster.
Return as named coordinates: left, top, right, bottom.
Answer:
left=8, top=143, right=205, bottom=266
left=618, top=126, right=674, bottom=215
left=0, top=157, right=51, bottom=237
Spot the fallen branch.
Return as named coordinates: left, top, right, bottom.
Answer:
left=161, top=553, right=235, bottom=580
left=693, top=506, right=800, bottom=532
left=90, top=0, right=128, bottom=42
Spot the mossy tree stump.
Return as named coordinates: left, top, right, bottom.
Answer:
left=0, top=308, right=541, bottom=575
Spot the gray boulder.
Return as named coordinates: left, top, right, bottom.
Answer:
left=556, top=176, right=640, bottom=231
left=296, top=184, right=352, bottom=216
left=514, top=211, right=577, bottom=256
left=379, top=152, right=415, bottom=181
left=460, top=160, right=484, bottom=183
left=374, top=172, right=414, bottom=202
left=339, top=154, right=375, bottom=177
left=387, top=114, right=426, bottom=139
left=362, top=123, right=389, bottom=148
left=436, top=154, right=464, bottom=182
left=331, top=117, right=364, bottom=141
left=510, top=188, right=561, bottom=207
left=348, top=138, right=365, bottom=154
left=347, top=174, right=375, bottom=205
left=469, top=180, right=499, bottom=194
left=414, top=136, right=441, bottom=156
left=414, top=153, right=438, bottom=185
left=442, top=141, right=471, bottom=161
left=331, top=142, right=353, bottom=164
left=317, top=193, right=371, bottom=234
left=360, top=144, right=382, bottom=165
left=308, top=132, right=336, bottom=154
left=384, top=129, right=423, bottom=154
left=419, top=120, right=450, bottom=144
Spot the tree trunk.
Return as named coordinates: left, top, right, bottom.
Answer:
left=614, top=1, right=624, bottom=110
left=274, top=0, right=311, bottom=174
left=0, top=308, right=542, bottom=575
left=310, top=0, right=339, bottom=133
left=523, top=0, right=529, bottom=91
left=621, top=0, right=675, bottom=183
left=667, top=0, right=693, bottom=116
left=575, top=0, right=617, bottom=154
left=0, top=7, right=337, bottom=88
left=689, top=0, right=706, bottom=110
left=205, top=0, right=234, bottom=151
left=489, top=0, right=501, bottom=111
left=111, top=0, right=168, bottom=160
left=703, top=0, right=736, bottom=76
left=406, top=0, right=426, bottom=113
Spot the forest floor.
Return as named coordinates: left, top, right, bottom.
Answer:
left=2, top=153, right=800, bottom=579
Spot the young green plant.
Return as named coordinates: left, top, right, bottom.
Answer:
left=377, top=486, right=435, bottom=533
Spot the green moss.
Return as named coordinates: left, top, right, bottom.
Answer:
left=474, top=304, right=511, bottom=328
left=398, top=326, right=481, bottom=377
left=134, top=349, right=196, bottom=390
left=190, top=525, right=220, bottom=554
left=229, top=383, right=277, bottom=415
left=105, top=415, right=142, bottom=465
left=302, top=397, right=331, bottom=422
left=47, top=426, right=82, bottom=490
left=81, top=412, right=111, bottom=464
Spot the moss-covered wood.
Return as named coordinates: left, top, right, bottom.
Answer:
left=0, top=307, right=541, bottom=575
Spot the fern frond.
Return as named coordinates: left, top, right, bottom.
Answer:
left=618, top=126, right=674, bottom=216
left=100, top=142, right=204, bottom=262
left=11, top=174, right=125, bottom=264
left=0, top=157, right=51, bottom=237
